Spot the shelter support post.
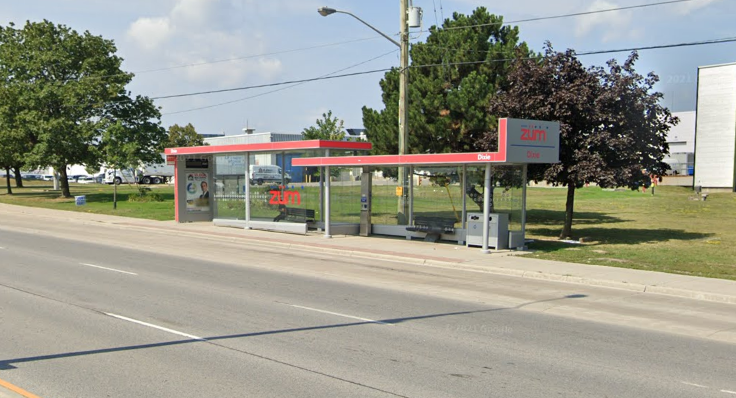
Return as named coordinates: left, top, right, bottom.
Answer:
left=481, top=163, right=491, bottom=254
left=409, top=166, right=414, bottom=226
left=319, top=166, right=324, bottom=224
left=461, top=164, right=467, bottom=230
left=521, top=163, right=528, bottom=250
left=324, top=149, right=331, bottom=238
left=245, top=152, right=251, bottom=228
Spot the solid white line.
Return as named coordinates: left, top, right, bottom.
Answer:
left=105, top=313, right=206, bottom=341
left=80, top=263, right=137, bottom=276
left=681, top=381, right=709, bottom=388
left=287, top=304, right=392, bottom=325
left=721, top=390, right=736, bottom=395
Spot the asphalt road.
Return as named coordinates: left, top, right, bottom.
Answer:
left=1, top=227, right=736, bottom=397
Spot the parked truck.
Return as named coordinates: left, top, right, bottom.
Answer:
left=104, top=155, right=175, bottom=185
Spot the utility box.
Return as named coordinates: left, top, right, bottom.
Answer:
left=466, top=213, right=509, bottom=249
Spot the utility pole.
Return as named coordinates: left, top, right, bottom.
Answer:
left=397, top=0, right=409, bottom=224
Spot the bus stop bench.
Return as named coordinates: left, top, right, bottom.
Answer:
left=273, top=206, right=316, bottom=223
left=406, top=216, right=456, bottom=242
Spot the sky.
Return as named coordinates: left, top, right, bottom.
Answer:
left=1, top=0, right=735, bottom=136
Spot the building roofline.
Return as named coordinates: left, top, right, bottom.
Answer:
left=698, top=61, right=736, bottom=70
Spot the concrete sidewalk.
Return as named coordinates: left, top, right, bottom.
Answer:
left=2, top=203, right=735, bottom=305
left=116, top=216, right=736, bottom=305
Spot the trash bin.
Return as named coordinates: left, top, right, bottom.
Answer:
left=75, top=195, right=86, bottom=206
left=466, top=212, right=509, bottom=249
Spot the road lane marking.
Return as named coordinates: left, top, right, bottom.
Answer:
left=104, top=313, right=206, bottom=341
left=722, top=390, right=736, bottom=395
left=682, top=381, right=709, bottom=388
left=286, top=304, right=392, bottom=325
left=80, top=263, right=137, bottom=275
left=0, top=377, right=42, bottom=398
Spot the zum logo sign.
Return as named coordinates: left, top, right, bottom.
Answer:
left=269, top=186, right=301, bottom=205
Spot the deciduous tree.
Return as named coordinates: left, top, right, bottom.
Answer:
left=302, top=110, right=346, bottom=141
left=481, top=43, right=676, bottom=238
left=0, top=21, right=162, bottom=198
left=167, top=123, right=205, bottom=147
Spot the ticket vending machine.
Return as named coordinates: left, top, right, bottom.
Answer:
left=465, top=212, right=509, bottom=249
left=360, top=168, right=372, bottom=236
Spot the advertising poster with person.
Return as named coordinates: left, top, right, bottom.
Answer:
left=186, top=172, right=210, bottom=212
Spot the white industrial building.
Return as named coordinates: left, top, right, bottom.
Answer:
left=664, top=111, right=696, bottom=176
left=693, top=62, right=736, bottom=191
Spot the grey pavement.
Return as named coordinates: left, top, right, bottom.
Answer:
left=2, top=202, right=735, bottom=305
left=3, top=215, right=736, bottom=397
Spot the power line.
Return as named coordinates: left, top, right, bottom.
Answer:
left=113, top=0, right=700, bottom=79
left=163, top=49, right=398, bottom=115
left=423, top=0, right=702, bottom=33
left=411, top=36, right=736, bottom=69
left=152, top=35, right=736, bottom=102
left=151, top=68, right=390, bottom=100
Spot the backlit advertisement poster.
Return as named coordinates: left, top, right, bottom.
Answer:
left=186, top=172, right=210, bottom=212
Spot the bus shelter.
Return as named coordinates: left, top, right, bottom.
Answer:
left=165, top=140, right=372, bottom=234
left=292, top=118, right=561, bottom=253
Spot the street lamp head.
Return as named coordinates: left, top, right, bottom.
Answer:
left=317, top=7, right=336, bottom=17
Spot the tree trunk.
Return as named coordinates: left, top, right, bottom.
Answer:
left=13, top=165, right=23, bottom=188
left=4, top=166, right=12, bottom=195
left=59, top=167, right=71, bottom=198
left=5, top=166, right=13, bottom=195
left=560, top=183, right=576, bottom=239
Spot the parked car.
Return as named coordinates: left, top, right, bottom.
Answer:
left=77, top=176, right=97, bottom=184
left=41, top=175, right=55, bottom=181
left=22, top=173, right=43, bottom=180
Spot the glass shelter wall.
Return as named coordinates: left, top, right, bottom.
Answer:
left=213, top=150, right=325, bottom=224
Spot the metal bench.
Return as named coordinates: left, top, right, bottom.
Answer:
left=406, top=216, right=456, bottom=242
left=273, top=206, right=316, bottom=223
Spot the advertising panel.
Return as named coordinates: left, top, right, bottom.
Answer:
left=186, top=172, right=210, bottom=212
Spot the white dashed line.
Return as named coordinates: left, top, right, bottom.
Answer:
left=105, top=313, right=206, bottom=341
left=80, top=263, right=137, bottom=275
left=286, top=304, right=392, bottom=325
left=721, top=390, right=736, bottom=395
left=681, top=381, right=709, bottom=389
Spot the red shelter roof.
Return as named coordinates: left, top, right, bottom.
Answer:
left=165, top=140, right=371, bottom=156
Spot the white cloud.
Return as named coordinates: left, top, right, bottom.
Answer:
left=125, top=0, right=284, bottom=87
left=127, top=17, right=173, bottom=51
left=575, top=0, right=635, bottom=43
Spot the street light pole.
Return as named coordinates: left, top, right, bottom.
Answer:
left=397, top=0, right=410, bottom=224
left=318, top=2, right=411, bottom=223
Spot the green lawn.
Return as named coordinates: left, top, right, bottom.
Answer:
left=0, top=180, right=174, bottom=221
left=2, top=179, right=735, bottom=280
left=526, top=186, right=736, bottom=280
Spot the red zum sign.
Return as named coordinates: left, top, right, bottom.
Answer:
left=269, top=186, right=301, bottom=205
left=520, top=127, right=547, bottom=142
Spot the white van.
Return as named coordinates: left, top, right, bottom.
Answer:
left=249, top=165, right=291, bottom=185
